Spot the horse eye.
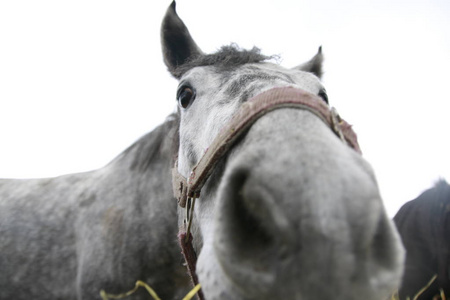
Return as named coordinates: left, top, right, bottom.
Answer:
left=177, top=86, right=195, bottom=109
left=318, top=89, right=328, bottom=104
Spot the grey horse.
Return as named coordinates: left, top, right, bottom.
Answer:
left=0, top=2, right=404, bottom=300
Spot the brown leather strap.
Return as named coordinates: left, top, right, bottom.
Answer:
left=174, top=87, right=362, bottom=298
left=172, top=163, right=189, bottom=207
left=178, top=231, right=205, bottom=300
left=172, top=87, right=361, bottom=207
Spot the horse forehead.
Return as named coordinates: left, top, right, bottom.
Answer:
left=184, top=63, right=322, bottom=89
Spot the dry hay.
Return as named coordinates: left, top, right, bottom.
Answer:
left=100, top=281, right=201, bottom=300
left=100, top=274, right=447, bottom=300
left=390, top=275, right=447, bottom=300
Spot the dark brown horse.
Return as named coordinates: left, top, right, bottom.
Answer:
left=394, top=179, right=450, bottom=300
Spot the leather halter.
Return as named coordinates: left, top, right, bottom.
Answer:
left=172, top=87, right=361, bottom=299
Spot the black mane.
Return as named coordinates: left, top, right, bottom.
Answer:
left=173, top=44, right=274, bottom=78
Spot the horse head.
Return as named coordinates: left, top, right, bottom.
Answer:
left=161, top=2, right=404, bottom=299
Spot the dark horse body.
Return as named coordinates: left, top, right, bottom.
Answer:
left=0, top=2, right=404, bottom=300
left=394, top=180, right=450, bottom=300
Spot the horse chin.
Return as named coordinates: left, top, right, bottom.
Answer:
left=197, top=241, right=403, bottom=300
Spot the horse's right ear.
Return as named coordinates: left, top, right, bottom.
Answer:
left=161, top=1, right=203, bottom=78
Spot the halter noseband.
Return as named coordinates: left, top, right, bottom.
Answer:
left=172, top=87, right=361, bottom=299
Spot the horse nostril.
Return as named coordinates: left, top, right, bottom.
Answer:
left=218, top=169, right=274, bottom=256
left=216, top=168, right=295, bottom=268
left=214, top=168, right=281, bottom=294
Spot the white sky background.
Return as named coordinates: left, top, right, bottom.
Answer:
left=0, top=0, right=449, bottom=217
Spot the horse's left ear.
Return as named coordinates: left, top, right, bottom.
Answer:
left=292, top=46, right=323, bottom=78
left=161, top=1, right=203, bottom=78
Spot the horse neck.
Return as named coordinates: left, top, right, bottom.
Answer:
left=103, top=116, right=179, bottom=209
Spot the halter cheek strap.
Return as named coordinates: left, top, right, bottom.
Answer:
left=172, top=87, right=362, bottom=299
left=173, top=87, right=361, bottom=208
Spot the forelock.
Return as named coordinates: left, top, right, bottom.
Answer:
left=173, top=44, right=275, bottom=78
